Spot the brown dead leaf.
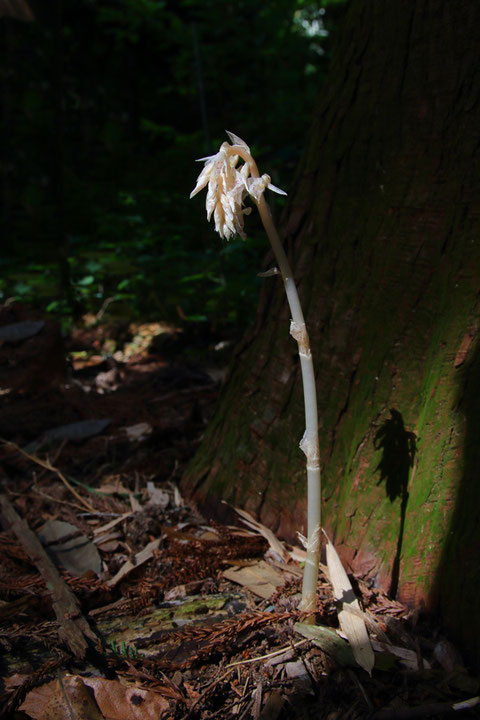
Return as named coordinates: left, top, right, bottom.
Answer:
left=371, top=639, right=430, bottom=671
left=183, top=680, right=201, bottom=702
left=229, top=505, right=289, bottom=562
left=21, top=675, right=170, bottom=720
left=258, top=690, right=284, bottom=720
left=97, top=482, right=131, bottom=496
left=4, top=673, right=29, bottom=690
left=21, top=676, right=104, bottom=720
left=83, top=677, right=169, bottom=719
left=222, top=560, right=285, bottom=599
left=20, top=681, right=54, bottom=717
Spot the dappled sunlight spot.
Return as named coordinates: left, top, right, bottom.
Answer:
left=116, top=321, right=181, bottom=362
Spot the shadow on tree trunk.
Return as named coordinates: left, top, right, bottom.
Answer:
left=374, top=409, right=416, bottom=599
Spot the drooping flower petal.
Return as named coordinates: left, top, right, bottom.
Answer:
left=240, top=162, right=250, bottom=190
left=247, top=176, right=268, bottom=203
left=225, top=131, right=250, bottom=153
left=267, top=182, right=287, bottom=196
left=190, top=161, right=214, bottom=198
left=195, top=154, right=218, bottom=162
left=206, top=178, right=218, bottom=221
left=214, top=202, right=225, bottom=239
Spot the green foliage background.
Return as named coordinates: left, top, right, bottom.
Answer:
left=1, top=0, right=345, bottom=336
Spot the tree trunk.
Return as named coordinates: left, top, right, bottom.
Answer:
left=182, top=0, right=480, bottom=666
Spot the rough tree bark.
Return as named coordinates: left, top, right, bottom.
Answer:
left=182, top=1, right=480, bottom=665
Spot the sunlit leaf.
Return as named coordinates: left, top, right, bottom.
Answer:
left=76, top=275, right=95, bottom=286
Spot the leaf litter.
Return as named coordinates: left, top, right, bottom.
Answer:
left=0, top=305, right=479, bottom=719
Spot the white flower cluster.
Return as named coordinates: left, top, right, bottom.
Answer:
left=190, top=131, right=286, bottom=240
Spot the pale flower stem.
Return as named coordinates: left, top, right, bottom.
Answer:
left=257, top=196, right=321, bottom=621
left=229, top=144, right=321, bottom=620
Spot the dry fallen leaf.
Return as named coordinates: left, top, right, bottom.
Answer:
left=222, top=560, right=285, bottom=599
left=371, top=639, right=430, bottom=671
left=258, top=690, right=284, bottom=720
left=325, top=534, right=374, bottom=675
left=124, top=422, right=152, bottom=442
left=38, top=519, right=102, bottom=577
left=173, top=485, right=184, bottom=507
left=20, top=680, right=56, bottom=718
left=146, top=481, right=170, bottom=509
left=21, top=676, right=104, bottom=720
left=128, top=490, right=142, bottom=513
left=83, top=677, right=169, bottom=719
left=229, top=505, right=289, bottom=562
left=21, top=675, right=170, bottom=720
left=107, top=538, right=161, bottom=587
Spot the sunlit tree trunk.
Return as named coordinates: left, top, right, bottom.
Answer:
left=183, top=0, right=480, bottom=667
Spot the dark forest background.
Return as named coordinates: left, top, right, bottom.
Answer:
left=1, top=0, right=345, bottom=340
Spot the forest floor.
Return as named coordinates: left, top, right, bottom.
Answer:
left=1, top=304, right=479, bottom=720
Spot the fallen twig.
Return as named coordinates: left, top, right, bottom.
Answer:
left=32, top=485, right=91, bottom=513
left=1, top=439, right=95, bottom=512
left=226, top=640, right=308, bottom=668
left=0, top=494, right=100, bottom=659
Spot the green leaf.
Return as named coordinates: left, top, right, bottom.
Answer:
left=76, top=275, right=95, bottom=286
left=183, top=314, right=208, bottom=322
left=13, top=282, right=31, bottom=295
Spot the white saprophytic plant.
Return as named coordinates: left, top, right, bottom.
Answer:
left=191, top=131, right=321, bottom=620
